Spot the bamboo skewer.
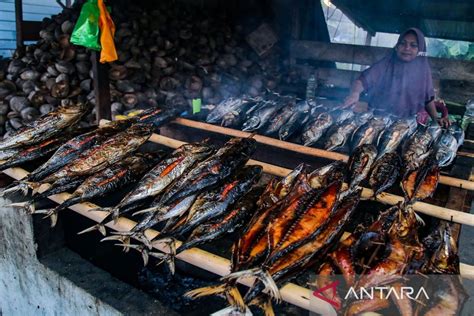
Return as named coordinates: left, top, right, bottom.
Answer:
left=1, top=167, right=336, bottom=316
left=173, top=118, right=474, bottom=191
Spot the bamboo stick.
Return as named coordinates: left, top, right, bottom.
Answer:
left=1, top=167, right=336, bottom=316
left=173, top=118, right=474, bottom=191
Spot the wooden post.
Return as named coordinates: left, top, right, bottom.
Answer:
left=91, top=51, right=111, bottom=122
left=15, top=0, right=23, bottom=48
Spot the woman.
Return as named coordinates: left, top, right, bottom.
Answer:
left=343, top=28, right=450, bottom=128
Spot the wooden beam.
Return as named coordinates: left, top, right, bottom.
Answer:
left=290, top=41, right=474, bottom=82
left=91, top=51, right=111, bottom=122
left=15, top=0, right=23, bottom=48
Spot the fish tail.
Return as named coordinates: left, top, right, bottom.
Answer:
left=0, top=181, right=30, bottom=197
left=100, top=231, right=132, bottom=245
left=6, top=201, right=36, bottom=214
left=222, top=268, right=281, bottom=303
left=185, top=284, right=246, bottom=311
left=149, top=251, right=176, bottom=275
left=35, top=209, right=59, bottom=228
left=77, top=224, right=107, bottom=236
left=114, top=243, right=150, bottom=266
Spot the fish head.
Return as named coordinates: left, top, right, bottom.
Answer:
left=308, top=161, right=345, bottom=189
left=430, top=223, right=459, bottom=273
left=275, top=163, right=308, bottom=197
left=241, top=117, right=260, bottom=132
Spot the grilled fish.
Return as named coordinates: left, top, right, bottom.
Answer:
left=351, top=116, right=392, bottom=150
left=158, top=137, right=256, bottom=206
left=40, top=153, right=160, bottom=228
left=171, top=165, right=262, bottom=236
left=378, top=117, right=417, bottom=157
left=177, top=188, right=262, bottom=254
left=0, top=136, right=67, bottom=171
left=301, top=112, right=333, bottom=146
left=265, top=104, right=297, bottom=136
left=40, top=124, right=153, bottom=183
left=0, top=102, right=88, bottom=150
left=346, top=144, right=377, bottom=190
left=79, top=142, right=214, bottom=234
left=435, top=131, right=458, bottom=167
left=278, top=101, right=310, bottom=140
left=402, top=125, right=436, bottom=175
left=241, top=99, right=287, bottom=132
left=369, top=152, right=402, bottom=197
left=206, top=98, right=247, bottom=124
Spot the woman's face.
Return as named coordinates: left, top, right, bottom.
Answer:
left=396, top=33, right=419, bottom=62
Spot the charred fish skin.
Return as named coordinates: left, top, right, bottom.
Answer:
left=41, top=124, right=153, bottom=183
left=106, top=142, right=215, bottom=217
left=278, top=101, right=310, bottom=141
left=401, top=125, right=435, bottom=174
left=351, top=116, right=392, bottom=150
left=265, top=103, right=296, bottom=136
left=206, top=98, right=246, bottom=124
left=377, top=117, right=417, bottom=158
left=46, top=154, right=160, bottom=220
left=159, top=137, right=257, bottom=206
left=346, top=144, right=377, bottom=189
left=136, top=107, right=181, bottom=128
left=0, top=102, right=88, bottom=150
left=369, top=152, right=401, bottom=196
left=177, top=188, right=262, bottom=254
left=324, top=120, right=359, bottom=152
left=301, top=112, right=333, bottom=146
left=172, top=165, right=263, bottom=236
left=26, top=122, right=129, bottom=183
left=0, top=136, right=66, bottom=171
left=241, top=99, right=287, bottom=132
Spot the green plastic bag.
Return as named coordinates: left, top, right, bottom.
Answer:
left=71, top=0, right=101, bottom=51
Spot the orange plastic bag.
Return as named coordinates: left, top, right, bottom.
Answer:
left=97, top=0, right=117, bottom=63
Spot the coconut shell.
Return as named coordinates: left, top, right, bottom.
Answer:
left=21, top=107, right=40, bottom=122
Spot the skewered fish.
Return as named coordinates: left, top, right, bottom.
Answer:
left=278, top=101, right=310, bottom=140
left=157, top=137, right=256, bottom=206
left=78, top=142, right=214, bottom=235
left=377, top=117, right=417, bottom=157
left=38, top=153, right=161, bottom=228
left=241, top=99, right=287, bottom=132
left=351, top=116, right=392, bottom=150
left=369, top=152, right=402, bottom=197
left=435, top=131, right=458, bottom=167
left=301, top=112, right=333, bottom=146
left=0, top=102, right=88, bottom=150
left=40, top=124, right=153, bottom=183
left=346, top=144, right=377, bottom=190
left=402, top=125, right=436, bottom=175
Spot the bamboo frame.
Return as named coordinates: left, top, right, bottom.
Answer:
left=172, top=118, right=474, bottom=191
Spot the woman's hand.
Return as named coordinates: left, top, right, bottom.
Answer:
left=438, top=116, right=451, bottom=128
left=343, top=93, right=360, bottom=108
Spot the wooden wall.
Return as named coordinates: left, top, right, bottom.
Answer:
left=0, top=0, right=61, bottom=57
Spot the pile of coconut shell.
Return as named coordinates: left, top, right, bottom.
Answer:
left=0, top=0, right=303, bottom=137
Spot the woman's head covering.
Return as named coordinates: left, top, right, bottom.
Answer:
left=358, top=27, right=435, bottom=118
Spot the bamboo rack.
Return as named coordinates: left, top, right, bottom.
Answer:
left=2, top=130, right=474, bottom=315
left=173, top=118, right=474, bottom=191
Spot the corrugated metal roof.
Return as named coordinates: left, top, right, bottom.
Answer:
left=0, top=0, right=61, bottom=57
left=331, top=0, right=474, bottom=42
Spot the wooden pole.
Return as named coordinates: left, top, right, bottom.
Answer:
left=15, top=0, right=23, bottom=48
left=91, top=51, right=111, bottom=122
left=173, top=118, right=474, bottom=191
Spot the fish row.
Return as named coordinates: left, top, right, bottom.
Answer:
left=204, top=95, right=464, bottom=163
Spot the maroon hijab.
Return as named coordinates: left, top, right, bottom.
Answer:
left=359, top=28, right=435, bottom=118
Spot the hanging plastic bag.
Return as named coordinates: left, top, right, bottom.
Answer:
left=97, top=0, right=118, bottom=63
left=70, top=0, right=101, bottom=51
